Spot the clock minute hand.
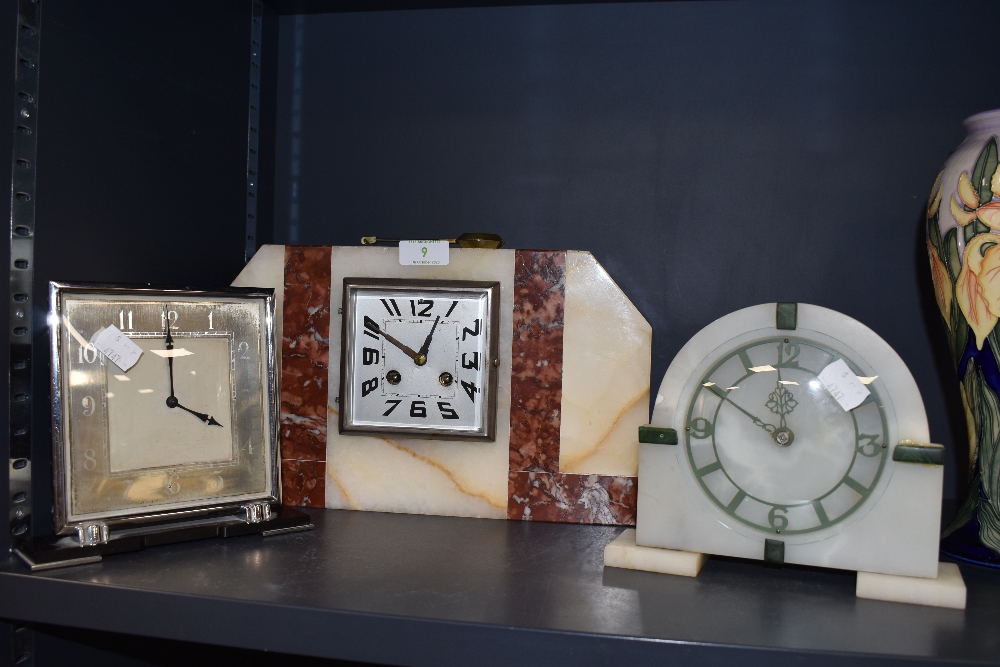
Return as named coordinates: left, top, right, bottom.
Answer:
left=163, top=309, right=176, bottom=401
left=706, top=384, right=776, bottom=436
left=364, top=316, right=426, bottom=366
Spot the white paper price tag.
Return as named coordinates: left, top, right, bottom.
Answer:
left=817, top=358, right=870, bottom=411
left=90, top=325, right=143, bottom=372
left=399, top=240, right=449, bottom=266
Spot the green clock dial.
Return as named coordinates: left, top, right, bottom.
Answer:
left=685, top=337, right=889, bottom=536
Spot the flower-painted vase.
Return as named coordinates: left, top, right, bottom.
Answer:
left=928, top=108, right=1000, bottom=566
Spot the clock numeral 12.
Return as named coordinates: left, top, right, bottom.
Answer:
left=410, top=299, right=433, bottom=317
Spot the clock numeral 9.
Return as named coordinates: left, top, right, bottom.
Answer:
left=81, top=395, right=96, bottom=416
left=688, top=417, right=713, bottom=439
left=768, top=506, right=788, bottom=531
left=362, top=377, right=379, bottom=397
left=362, top=347, right=379, bottom=365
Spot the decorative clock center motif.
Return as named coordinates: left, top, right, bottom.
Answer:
left=686, top=337, right=888, bottom=535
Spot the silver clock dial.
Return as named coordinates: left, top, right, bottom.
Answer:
left=340, top=279, right=500, bottom=440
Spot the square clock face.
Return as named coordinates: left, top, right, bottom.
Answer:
left=340, top=278, right=500, bottom=440
left=50, top=283, right=279, bottom=533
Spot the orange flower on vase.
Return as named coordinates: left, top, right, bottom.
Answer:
left=956, top=233, right=1000, bottom=348
left=951, top=168, right=1000, bottom=228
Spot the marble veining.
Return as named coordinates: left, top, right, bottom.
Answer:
left=559, top=251, right=651, bottom=476
left=509, top=251, right=566, bottom=473
left=508, top=471, right=637, bottom=525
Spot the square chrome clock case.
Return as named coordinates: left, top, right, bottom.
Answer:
left=19, top=283, right=312, bottom=569
left=340, top=278, right=501, bottom=440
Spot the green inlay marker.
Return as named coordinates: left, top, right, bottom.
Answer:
left=764, top=539, right=784, bottom=564
left=776, top=302, right=797, bottom=330
left=893, top=441, right=945, bottom=465
left=638, top=426, right=678, bottom=445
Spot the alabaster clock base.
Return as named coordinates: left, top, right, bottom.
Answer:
left=603, top=529, right=706, bottom=577
left=604, top=529, right=966, bottom=609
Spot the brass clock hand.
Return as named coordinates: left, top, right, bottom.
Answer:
left=417, top=315, right=441, bottom=361
left=364, top=316, right=427, bottom=366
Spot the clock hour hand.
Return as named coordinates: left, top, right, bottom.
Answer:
left=706, top=384, right=777, bottom=437
left=417, top=315, right=441, bottom=361
left=364, top=316, right=426, bottom=366
left=166, top=396, right=223, bottom=427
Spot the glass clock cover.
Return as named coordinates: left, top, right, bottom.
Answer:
left=637, top=303, right=942, bottom=577
left=340, top=278, right=500, bottom=440
left=50, top=284, right=279, bottom=534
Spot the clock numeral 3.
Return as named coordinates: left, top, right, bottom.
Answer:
left=461, top=352, right=479, bottom=370
left=362, top=378, right=379, bottom=397
left=438, top=402, right=459, bottom=420
left=856, top=433, right=882, bottom=457
left=410, top=400, right=426, bottom=418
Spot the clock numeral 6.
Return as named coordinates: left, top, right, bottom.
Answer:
left=410, top=400, right=426, bottom=418
left=166, top=473, right=181, bottom=495
left=361, top=377, right=379, bottom=397
left=768, top=506, right=788, bottom=531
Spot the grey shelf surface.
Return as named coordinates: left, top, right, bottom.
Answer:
left=1, top=508, right=998, bottom=666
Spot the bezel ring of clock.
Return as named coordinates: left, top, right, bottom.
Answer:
left=650, top=303, right=928, bottom=546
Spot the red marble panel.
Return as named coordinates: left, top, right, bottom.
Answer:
left=507, top=472, right=637, bottom=525
left=281, top=459, right=326, bottom=508
left=509, top=250, right=565, bottom=473
left=281, top=245, right=331, bottom=462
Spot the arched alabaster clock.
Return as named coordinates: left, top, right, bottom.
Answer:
left=605, top=303, right=966, bottom=609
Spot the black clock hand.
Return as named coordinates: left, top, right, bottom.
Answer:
left=417, top=316, right=441, bottom=361
left=168, top=398, right=223, bottom=427
left=163, top=309, right=176, bottom=402
left=364, top=316, right=426, bottom=366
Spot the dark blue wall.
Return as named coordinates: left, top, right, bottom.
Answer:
left=272, top=0, right=1000, bottom=502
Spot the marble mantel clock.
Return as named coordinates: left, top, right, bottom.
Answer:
left=604, top=303, right=966, bottom=609
left=233, top=244, right=651, bottom=525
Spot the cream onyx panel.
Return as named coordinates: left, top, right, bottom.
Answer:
left=560, top=252, right=651, bottom=476
left=327, top=247, right=514, bottom=519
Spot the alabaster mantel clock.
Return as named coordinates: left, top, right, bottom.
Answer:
left=17, top=283, right=311, bottom=570
left=605, top=303, right=965, bottom=609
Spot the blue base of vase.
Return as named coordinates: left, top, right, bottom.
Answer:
left=940, top=514, right=1000, bottom=568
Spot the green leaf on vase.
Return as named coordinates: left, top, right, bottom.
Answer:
left=928, top=214, right=943, bottom=253
left=943, top=227, right=961, bottom=283
left=971, top=138, right=999, bottom=206
left=954, top=302, right=969, bottom=365
left=974, top=364, right=1000, bottom=552
left=974, top=218, right=991, bottom=236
